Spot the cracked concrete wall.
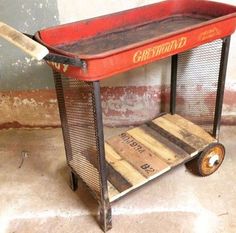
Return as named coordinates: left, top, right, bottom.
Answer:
left=0, top=0, right=235, bottom=128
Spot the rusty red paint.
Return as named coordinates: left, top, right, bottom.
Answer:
left=0, top=90, right=60, bottom=129
left=0, top=89, right=57, bottom=102
left=224, top=90, right=236, bottom=107
left=204, top=89, right=236, bottom=115
left=0, top=122, right=60, bottom=130
left=101, top=86, right=163, bottom=126
left=0, top=87, right=236, bottom=129
left=35, top=0, right=236, bottom=81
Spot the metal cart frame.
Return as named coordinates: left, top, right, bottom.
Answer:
left=52, top=36, right=231, bottom=232
left=0, top=0, right=235, bottom=232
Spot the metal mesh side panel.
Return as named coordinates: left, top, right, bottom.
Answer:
left=176, top=39, right=223, bottom=134
left=54, top=72, right=101, bottom=200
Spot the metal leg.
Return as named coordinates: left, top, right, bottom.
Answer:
left=170, top=54, right=178, bottom=115
left=213, top=36, right=231, bottom=139
left=54, top=74, right=112, bottom=229
left=99, top=202, right=112, bottom=232
left=70, top=170, right=78, bottom=192
left=93, top=81, right=112, bottom=231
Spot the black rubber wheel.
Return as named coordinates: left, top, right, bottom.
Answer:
left=197, top=143, right=225, bottom=177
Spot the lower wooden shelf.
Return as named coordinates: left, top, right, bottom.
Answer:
left=106, top=114, right=216, bottom=202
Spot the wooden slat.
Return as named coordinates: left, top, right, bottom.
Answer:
left=151, top=117, right=210, bottom=153
left=162, top=114, right=215, bottom=143
left=107, top=163, right=133, bottom=193
left=75, top=149, right=132, bottom=193
left=105, top=144, right=146, bottom=186
left=128, top=126, right=179, bottom=164
left=107, top=181, right=144, bottom=202
left=148, top=121, right=196, bottom=154
left=107, top=182, right=120, bottom=201
left=143, top=124, right=191, bottom=159
left=70, top=114, right=215, bottom=202
left=107, top=133, right=170, bottom=179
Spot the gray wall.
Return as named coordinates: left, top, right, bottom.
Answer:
left=0, top=0, right=59, bottom=90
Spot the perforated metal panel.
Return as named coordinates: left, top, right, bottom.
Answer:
left=176, top=39, right=223, bottom=134
left=53, top=72, right=102, bottom=200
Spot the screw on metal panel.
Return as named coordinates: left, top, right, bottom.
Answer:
left=81, top=60, right=88, bottom=72
left=18, top=151, right=30, bottom=169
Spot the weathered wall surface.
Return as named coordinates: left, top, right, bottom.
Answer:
left=0, top=0, right=235, bottom=128
left=0, top=0, right=59, bottom=90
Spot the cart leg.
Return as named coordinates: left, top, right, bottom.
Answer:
left=93, top=81, right=112, bottom=231
left=170, top=54, right=178, bottom=115
left=99, top=202, right=112, bottom=232
left=213, top=36, right=231, bottom=139
left=69, top=170, right=78, bottom=192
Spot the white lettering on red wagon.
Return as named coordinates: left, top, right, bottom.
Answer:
left=47, top=61, right=69, bottom=73
left=63, top=64, right=69, bottom=72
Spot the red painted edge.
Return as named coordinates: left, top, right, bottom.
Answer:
left=35, top=0, right=236, bottom=81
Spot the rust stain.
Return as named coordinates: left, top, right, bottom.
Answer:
left=224, top=90, right=236, bottom=107
left=0, top=121, right=60, bottom=130
left=0, top=89, right=60, bottom=129
left=101, top=86, right=169, bottom=126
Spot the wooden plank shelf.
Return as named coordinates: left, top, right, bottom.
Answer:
left=106, top=114, right=216, bottom=202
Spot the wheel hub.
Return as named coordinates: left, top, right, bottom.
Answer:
left=208, top=153, right=220, bottom=167
left=198, top=143, right=225, bottom=176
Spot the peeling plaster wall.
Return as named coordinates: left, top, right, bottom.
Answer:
left=0, top=0, right=59, bottom=90
left=0, top=0, right=236, bottom=128
left=0, top=0, right=59, bottom=128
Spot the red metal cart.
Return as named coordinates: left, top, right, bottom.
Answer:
left=1, top=0, right=236, bottom=232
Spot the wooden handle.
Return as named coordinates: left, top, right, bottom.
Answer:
left=0, top=22, right=49, bottom=60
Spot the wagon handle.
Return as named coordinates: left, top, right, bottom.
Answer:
left=44, top=53, right=85, bottom=67
left=23, top=34, right=85, bottom=67
left=0, top=22, right=49, bottom=60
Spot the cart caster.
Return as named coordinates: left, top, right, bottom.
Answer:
left=196, top=143, right=225, bottom=177
left=69, top=171, right=78, bottom=191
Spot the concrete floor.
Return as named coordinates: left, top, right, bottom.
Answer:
left=0, top=126, right=236, bottom=233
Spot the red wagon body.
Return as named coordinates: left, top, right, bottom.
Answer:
left=35, top=0, right=236, bottom=81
